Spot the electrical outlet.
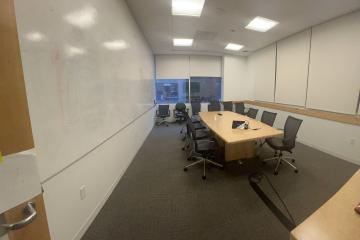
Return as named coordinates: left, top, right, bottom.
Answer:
left=80, top=185, right=86, bottom=200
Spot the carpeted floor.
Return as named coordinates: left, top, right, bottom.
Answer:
left=82, top=123, right=358, bottom=240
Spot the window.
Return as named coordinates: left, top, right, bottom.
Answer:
left=155, top=77, right=222, bottom=103
left=155, top=79, right=189, bottom=104
left=190, top=77, right=222, bottom=102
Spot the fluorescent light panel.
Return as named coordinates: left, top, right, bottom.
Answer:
left=173, top=38, right=193, bottom=46
left=172, top=0, right=205, bottom=17
left=245, top=16, right=278, bottom=32
left=225, top=43, right=244, bottom=51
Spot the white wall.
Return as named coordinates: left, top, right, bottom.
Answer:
left=14, top=0, right=155, bottom=239
left=222, top=55, right=249, bottom=101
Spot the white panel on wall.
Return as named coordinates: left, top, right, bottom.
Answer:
left=156, top=55, right=190, bottom=79
left=222, top=55, right=248, bottom=101
left=248, top=44, right=276, bottom=102
left=307, top=11, right=360, bottom=114
left=276, top=30, right=311, bottom=106
left=190, top=55, right=222, bottom=77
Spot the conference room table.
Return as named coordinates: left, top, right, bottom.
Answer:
left=198, top=111, right=283, bottom=162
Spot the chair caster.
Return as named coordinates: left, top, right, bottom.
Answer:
left=261, top=161, right=266, bottom=165
left=294, top=169, right=299, bottom=173
left=292, top=159, right=296, bottom=163
left=202, top=175, right=206, bottom=180
left=182, top=147, right=185, bottom=151
left=187, top=157, right=192, bottom=161
left=183, top=168, right=188, bottom=172
left=274, top=171, right=279, bottom=175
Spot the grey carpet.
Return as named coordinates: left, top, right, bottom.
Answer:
left=82, top=124, right=358, bottom=240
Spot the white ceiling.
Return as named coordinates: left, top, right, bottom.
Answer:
left=125, top=0, right=360, bottom=56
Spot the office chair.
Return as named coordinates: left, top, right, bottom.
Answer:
left=156, top=105, right=170, bottom=126
left=235, top=102, right=246, bottom=115
left=222, top=101, right=233, bottom=111
left=191, top=101, right=202, bottom=123
left=183, top=116, right=223, bottom=180
left=174, top=102, right=187, bottom=124
left=247, top=108, right=259, bottom=119
left=262, top=116, right=303, bottom=175
left=261, top=111, right=277, bottom=127
left=182, top=113, right=210, bottom=160
left=257, top=111, right=278, bottom=152
left=208, top=101, right=221, bottom=111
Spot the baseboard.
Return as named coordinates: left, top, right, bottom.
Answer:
left=298, top=139, right=360, bottom=166
left=72, top=112, right=154, bottom=240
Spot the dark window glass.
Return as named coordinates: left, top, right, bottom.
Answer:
left=190, top=77, right=222, bottom=103
left=155, top=79, right=189, bottom=104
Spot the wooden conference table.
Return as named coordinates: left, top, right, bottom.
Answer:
left=291, top=169, right=360, bottom=240
left=198, top=111, right=283, bottom=161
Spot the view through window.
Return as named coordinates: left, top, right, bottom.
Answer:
left=155, top=77, right=221, bottom=104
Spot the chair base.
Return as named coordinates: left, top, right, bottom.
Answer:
left=156, top=119, right=169, bottom=127
left=183, top=157, right=223, bottom=180
left=262, top=154, right=298, bottom=175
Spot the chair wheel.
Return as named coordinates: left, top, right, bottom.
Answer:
left=202, top=175, right=206, bottom=180
left=292, top=159, right=296, bottom=163
left=295, top=169, right=299, bottom=173
left=183, top=168, right=188, bottom=172
left=274, top=171, right=279, bottom=175
left=182, top=147, right=185, bottom=151
left=261, top=161, right=266, bottom=165
left=187, top=157, right=192, bottom=161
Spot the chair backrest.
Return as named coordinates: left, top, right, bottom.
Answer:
left=191, top=102, right=201, bottom=115
left=222, top=101, right=233, bottom=111
left=175, top=102, right=186, bottom=112
left=247, top=108, right=258, bottom=119
left=260, top=111, right=277, bottom=127
left=235, top=102, right=245, bottom=115
left=208, top=101, right=221, bottom=111
left=283, top=116, right=303, bottom=149
left=158, top=105, right=169, bottom=115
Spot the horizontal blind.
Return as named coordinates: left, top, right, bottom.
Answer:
left=189, top=56, right=222, bottom=77
left=155, top=55, right=189, bottom=79
left=275, top=30, right=311, bottom=106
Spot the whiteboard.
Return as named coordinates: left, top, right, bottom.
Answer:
left=249, top=44, right=276, bottom=102
left=307, top=11, right=360, bottom=114
left=14, top=0, right=154, bottom=181
left=275, top=30, right=310, bottom=106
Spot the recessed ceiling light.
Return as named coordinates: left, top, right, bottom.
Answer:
left=173, top=38, right=194, bottom=46
left=225, top=43, right=244, bottom=51
left=172, top=0, right=205, bottom=17
left=65, top=45, right=86, bottom=58
left=245, top=16, right=278, bottom=32
left=103, top=40, right=128, bottom=50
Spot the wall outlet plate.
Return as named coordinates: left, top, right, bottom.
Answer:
left=80, top=185, right=86, bottom=200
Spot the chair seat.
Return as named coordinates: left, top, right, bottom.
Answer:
left=195, top=139, right=216, bottom=152
left=265, top=137, right=288, bottom=151
left=191, top=115, right=200, bottom=122
left=194, top=122, right=206, bottom=130
left=194, top=129, right=210, bottom=140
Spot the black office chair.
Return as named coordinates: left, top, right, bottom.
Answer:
left=257, top=111, right=278, bottom=152
left=208, top=101, right=221, bottom=111
left=182, top=113, right=210, bottom=159
left=222, top=101, right=233, bottom=111
left=191, top=101, right=202, bottom=123
left=156, top=105, right=170, bottom=126
left=261, top=111, right=277, bottom=127
left=174, top=102, right=187, bottom=124
left=183, top=116, right=223, bottom=180
left=263, top=116, right=303, bottom=175
left=247, top=108, right=259, bottom=119
left=235, top=102, right=246, bottom=115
